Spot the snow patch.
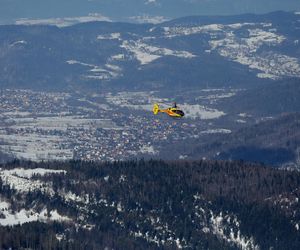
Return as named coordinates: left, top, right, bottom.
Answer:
left=0, top=168, right=66, bottom=194
left=140, top=145, right=157, bottom=155
left=163, top=23, right=257, bottom=38
left=15, top=13, right=111, bottom=27
left=105, top=91, right=168, bottom=110
left=10, top=40, right=27, bottom=47
left=236, top=119, right=246, bottom=124
left=66, top=60, right=122, bottom=80
left=129, top=15, right=168, bottom=24
left=0, top=200, right=70, bottom=226
left=239, top=113, right=251, bottom=118
left=121, top=40, right=195, bottom=65
left=196, top=92, right=236, bottom=101
left=179, top=155, right=188, bottom=160
left=181, top=104, right=225, bottom=119
left=201, top=129, right=231, bottom=134
left=210, top=212, right=259, bottom=250
left=110, top=54, right=125, bottom=60
left=163, top=24, right=224, bottom=37
left=1, top=168, right=66, bottom=179
left=97, top=33, right=121, bottom=40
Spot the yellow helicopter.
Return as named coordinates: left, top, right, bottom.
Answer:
left=153, top=102, right=185, bottom=118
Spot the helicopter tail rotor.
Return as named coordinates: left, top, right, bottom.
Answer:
left=153, top=103, right=160, bottom=115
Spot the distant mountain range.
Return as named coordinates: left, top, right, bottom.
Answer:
left=0, top=11, right=300, bottom=92
left=2, top=0, right=300, bottom=25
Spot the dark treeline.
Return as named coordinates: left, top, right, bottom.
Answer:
left=0, top=159, right=300, bottom=249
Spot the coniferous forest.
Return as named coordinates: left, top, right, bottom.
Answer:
left=0, top=159, right=299, bottom=249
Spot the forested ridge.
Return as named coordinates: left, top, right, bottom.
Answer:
left=0, top=159, right=299, bottom=249
left=186, top=112, right=300, bottom=167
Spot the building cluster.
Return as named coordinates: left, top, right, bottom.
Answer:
left=0, top=89, right=206, bottom=161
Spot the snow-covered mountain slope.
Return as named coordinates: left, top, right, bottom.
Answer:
left=0, top=11, right=299, bottom=91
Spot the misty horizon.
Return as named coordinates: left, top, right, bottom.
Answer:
left=1, top=0, right=300, bottom=25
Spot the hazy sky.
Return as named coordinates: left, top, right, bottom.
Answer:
left=1, top=0, right=300, bottom=24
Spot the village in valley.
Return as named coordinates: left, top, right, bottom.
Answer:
left=0, top=88, right=243, bottom=162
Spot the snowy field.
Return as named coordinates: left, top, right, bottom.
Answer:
left=66, top=60, right=122, bottom=80
left=0, top=132, right=73, bottom=161
left=9, top=116, right=119, bottom=131
left=105, top=90, right=230, bottom=119
left=0, top=111, right=122, bottom=161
